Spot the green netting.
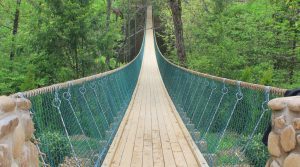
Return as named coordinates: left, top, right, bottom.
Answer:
left=154, top=35, right=280, bottom=167
left=24, top=38, right=144, bottom=166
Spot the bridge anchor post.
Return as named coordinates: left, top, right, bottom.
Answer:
left=0, top=95, right=39, bottom=166
left=266, top=96, right=300, bottom=167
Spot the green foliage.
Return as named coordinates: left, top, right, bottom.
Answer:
left=0, top=0, right=144, bottom=95
left=39, top=131, right=71, bottom=166
left=155, top=0, right=299, bottom=89
left=241, top=134, right=269, bottom=166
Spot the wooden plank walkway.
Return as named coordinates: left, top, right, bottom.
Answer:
left=103, top=6, right=208, bottom=167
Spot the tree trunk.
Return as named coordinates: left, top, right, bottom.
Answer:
left=10, top=0, right=21, bottom=60
left=74, top=41, right=79, bottom=78
left=288, top=20, right=297, bottom=85
left=169, top=0, right=187, bottom=67
left=106, top=0, right=112, bottom=31
left=127, top=0, right=131, bottom=62
left=134, top=14, right=137, bottom=55
left=124, top=22, right=127, bottom=62
left=105, top=0, right=112, bottom=69
left=128, top=19, right=131, bottom=61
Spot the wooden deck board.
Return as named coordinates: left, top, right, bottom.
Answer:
left=102, top=6, right=208, bottom=167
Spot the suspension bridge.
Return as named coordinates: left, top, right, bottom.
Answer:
left=9, top=5, right=288, bottom=167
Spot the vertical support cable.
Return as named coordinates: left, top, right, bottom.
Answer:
left=185, top=78, right=202, bottom=116
left=52, top=89, right=80, bottom=167
left=216, top=81, right=243, bottom=150
left=241, top=86, right=270, bottom=154
left=101, top=78, right=114, bottom=112
left=90, top=82, right=110, bottom=128
left=79, top=85, right=103, bottom=139
left=203, top=79, right=228, bottom=139
left=182, top=75, right=196, bottom=111
left=196, top=81, right=217, bottom=129
left=191, top=79, right=209, bottom=122
left=63, top=86, right=94, bottom=153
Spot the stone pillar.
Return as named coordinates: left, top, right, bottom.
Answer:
left=0, top=96, right=38, bottom=167
left=266, top=96, right=300, bottom=167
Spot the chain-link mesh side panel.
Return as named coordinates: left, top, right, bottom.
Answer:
left=154, top=34, right=279, bottom=167
left=27, top=37, right=144, bottom=167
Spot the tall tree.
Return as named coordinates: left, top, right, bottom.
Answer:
left=286, top=0, right=298, bottom=85
left=104, top=0, right=112, bottom=69
left=10, top=0, right=21, bottom=60
left=169, top=0, right=187, bottom=66
left=106, top=0, right=112, bottom=31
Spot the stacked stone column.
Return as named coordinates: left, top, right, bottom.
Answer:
left=0, top=96, right=38, bottom=167
left=266, top=96, right=300, bottom=167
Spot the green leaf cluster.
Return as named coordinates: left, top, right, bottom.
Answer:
left=155, top=0, right=299, bottom=88
left=0, top=0, right=139, bottom=95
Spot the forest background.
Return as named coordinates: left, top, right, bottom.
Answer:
left=0, top=0, right=299, bottom=95
left=154, top=0, right=299, bottom=89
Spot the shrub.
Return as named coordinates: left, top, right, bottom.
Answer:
left=242, top=134, right=269, bottom=166
left=39, top=131, right=71, bottom=166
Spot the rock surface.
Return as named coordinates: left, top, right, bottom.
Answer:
left=0, top=144, right=12, bottom=167
left=268, top=97, right=287, bottom=111
left=274, top=115, right=286, bottom=129
left=287, top=97, right=300, bottom=113
left=267, top=96, right=300, bottom=167
left=270, top=160, right=280, bottom=167
left=16, top=98, right=31, bottom=111
left=297, top=135, right=300, bottom=145
left=0, top=115, right=19, bottom=138
left=283, top=153, right=300, bottom=167
left=268, top=132, right=281, bottom=157
left=0, top=96, right=38, bottom=167
left=293, top=118, right=300, bottom=130
left=0, top=96, right=16, bottom=113
left=280, top=125, right=296, bottom=152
